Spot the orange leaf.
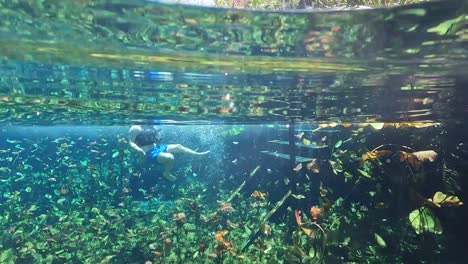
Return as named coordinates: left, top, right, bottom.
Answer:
left=251, top=191, right=268, bottom=199
left=215, top=230, right=232, bottom=249
left=310, top=206, right=322, bottom=221
left=399, top=150, right=437, bottom=172
left=360, top=150, right=393, bottom=167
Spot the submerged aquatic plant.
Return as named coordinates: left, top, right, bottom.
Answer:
left=408, top=206, right=443, bottom=235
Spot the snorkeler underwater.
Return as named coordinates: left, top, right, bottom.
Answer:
left=129, top=125, right=210, bottom=181
left=0, top=0, right=468, bottom=263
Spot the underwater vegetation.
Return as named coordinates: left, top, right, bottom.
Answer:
left=0, top=122, right=466, bottom=263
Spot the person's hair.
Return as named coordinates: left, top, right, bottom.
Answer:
left=135, top=126, right=162, bottom=146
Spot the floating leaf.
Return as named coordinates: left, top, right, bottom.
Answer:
left=360, top=150, right=393, bottom=166
left=413, top=150, right=438, bottom=162
left=369, top=123, right=385, bottom=130
left=303, top=138, right=311, bottom=146
left=400, top=150, right=438, bottom=172
left=428, top=191, right=463, bottom=207
left=408, top=207, right=442, bottom=235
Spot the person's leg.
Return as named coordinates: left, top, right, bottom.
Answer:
left=157, top=152, right=176, bottom=181
left=166, top=144, right=210, bottom=156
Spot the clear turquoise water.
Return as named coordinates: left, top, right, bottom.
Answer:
left=0, top=1, right=468, bottom=263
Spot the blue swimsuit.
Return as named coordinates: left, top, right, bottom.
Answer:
left=146, top=144, right=168, bottom=160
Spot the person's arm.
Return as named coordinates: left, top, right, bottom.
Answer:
left=128, top=126, right=146, bottom=157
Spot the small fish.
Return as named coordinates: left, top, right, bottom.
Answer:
left=291, top=194, right=306, bottom=199
left=232, top=141, right=239, bottom=145
left=60, top=143, right=72, bottom=148
left=87, top=166, right=97, bottom=171
left=232, top=159, right=237, bottom=165
left=293, top=163, right=302, bottom=172
left=52, top=137, right=67, bottom=143
left=295, top=132, right=304, bottom=139
left=0, top=167, right=12, bottom=173
left=374, top=233, right=387, bottom=248
left=306, top=159, right=320, bottom=173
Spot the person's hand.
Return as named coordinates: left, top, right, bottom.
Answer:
left=138, top=149, right=146, bottom=161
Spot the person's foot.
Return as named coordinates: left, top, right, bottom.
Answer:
left=196, top=150, right=210, bottom=156
left=163, top=171, right=177, bottom=182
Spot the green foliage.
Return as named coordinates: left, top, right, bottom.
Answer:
left=215, top=0, right=301, bottom=9
left=214, top=0, right=430, bottom=9
left=408, top=207, right=443, bottom=235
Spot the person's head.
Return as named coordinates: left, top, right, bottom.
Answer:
left=139, top=126, right=162, bottom=145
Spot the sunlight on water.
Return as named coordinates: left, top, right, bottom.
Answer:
left=0, top=0, right=466, bottom=125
